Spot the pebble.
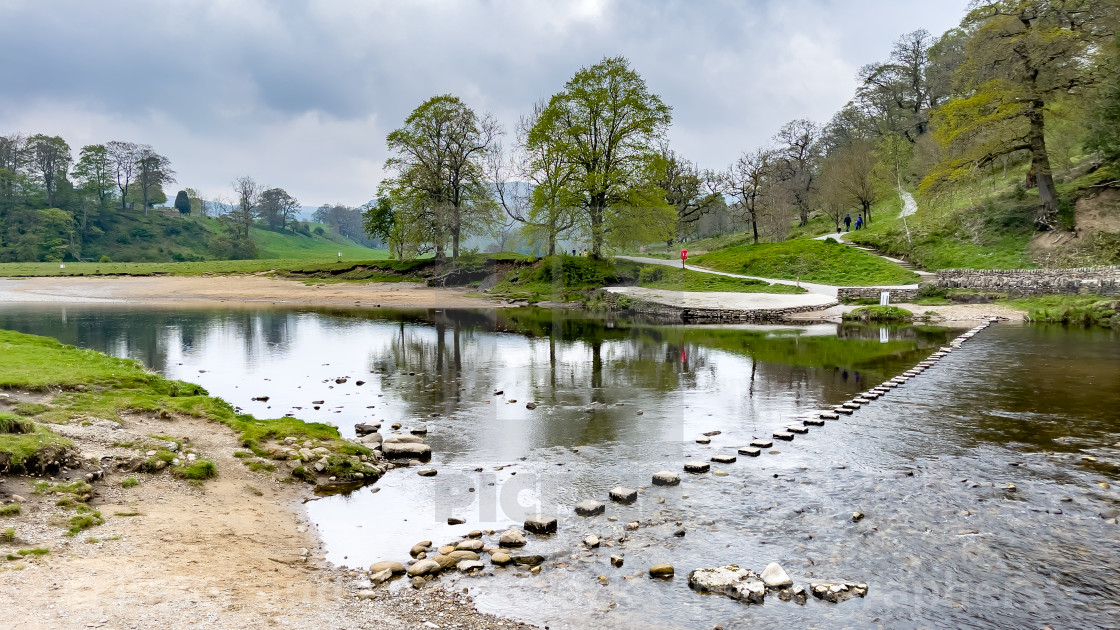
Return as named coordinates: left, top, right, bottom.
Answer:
left=584, top=535, right=600, bottom=548
left=417, top=468, right=437, bottom=477
left=649, top=563, right=674, bottom=578
left=760, top=562, right=793, bottom=588
left=498, top=529, right=527, bottom=547
left=610, top=555, right=624, bottom=567
left=490, top=552, right=512, bottom=566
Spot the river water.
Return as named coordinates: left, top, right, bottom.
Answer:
left=0, top=305, right=1117, bottom=629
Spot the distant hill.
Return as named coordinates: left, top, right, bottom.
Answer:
left=0, top=207, right=385, bottom=263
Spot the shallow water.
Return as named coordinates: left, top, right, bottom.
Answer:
left=1, top=305, right=1118, bottom=629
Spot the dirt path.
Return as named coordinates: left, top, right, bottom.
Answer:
left=0, top=396, right=531, bottom=630
left=0, top=276, right=505, bottom=309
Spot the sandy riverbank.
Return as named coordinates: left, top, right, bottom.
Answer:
left=0, top=391, right=533, bottom=630
left=0, top=276, right=505, bottom=309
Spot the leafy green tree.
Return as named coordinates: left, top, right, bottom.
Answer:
left=362, top=196, right=395, bottom=247
left=383, top=94, right=501, bottom=260
left=819, top=137, right=886, bottom=225
left=492, top=102, right=581, bottom=256
left=26, top=134, right=71, bottom=207
left=258, top=187, right=299, bottom=229
left=174, top=190, right=191, bottom=215
left=73, top=144, right=115, bottom=208
left=928, top=0, right=1119, bottom=229
left=1087, top=37, right=1120, bottom=161
left=0, top=134, right=28, bottom=209
left=528, top=56, right=675, bottom=258
left=134, top=147, right=174, bottom=215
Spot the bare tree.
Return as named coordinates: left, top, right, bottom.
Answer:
left=229, top=176, right=260, bottom=241
left=773, top=120, right=823, bottom=227
left=820, top=138, right=884, bottom=224
left=723, top=148, right=776, bottom=244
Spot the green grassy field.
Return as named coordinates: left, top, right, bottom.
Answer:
left=690, top=239, right=920, bottom=286
left=0, top=257, right=396, bottom=277
left=250, top=226, right=387, bottom=260
left=635, top=266, right=804, bottom=294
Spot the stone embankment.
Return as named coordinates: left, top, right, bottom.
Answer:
left=599, top=289, right=838, bottom=323
left=836, top=286, right=920, bottom=302
left=935, top=266, right=1120, bottom=297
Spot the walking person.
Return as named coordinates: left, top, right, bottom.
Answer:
left=843, top=214, right=851, bottom=232
left=854, top=215, right=863, bottom=230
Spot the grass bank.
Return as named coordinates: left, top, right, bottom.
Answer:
left=842, top=305, right=915, bottom=322
left=0, top=330, right=377, bottom=481
left=1011, top=296, right=1119, bottom=328
left=689, top=239, right=920, bottom=286
left=488, top=255, right=803, bottom=302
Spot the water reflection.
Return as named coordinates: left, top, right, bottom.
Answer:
left=0, top=306, right=1117, bottom=628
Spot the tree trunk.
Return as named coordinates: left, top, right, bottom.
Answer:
left=1027, top=102, right=1058, bottom=230
left=452, top=229, right=460, bottom=261
left=590, top=202, right=604, bottom=258
left=750, top=210, right=759, bottom=244
left=799, top=207, right=809, bottom=227
left=862, top=201, right=871, bottom=224
left=548, top=233, right=556, bottom=257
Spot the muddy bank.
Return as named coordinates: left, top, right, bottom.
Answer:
left=0, top=391, right=534, bottom=630
left=0, top=276, right=508, bottom=309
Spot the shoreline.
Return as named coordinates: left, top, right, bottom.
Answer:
left=0, top=276, right=509, bottom=309
left=0, top=330, right=535, bottom=630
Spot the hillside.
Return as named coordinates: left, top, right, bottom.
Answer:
left=0, top=208, right=385, bottom=264
left=846, top=164, right=1120, bottom=271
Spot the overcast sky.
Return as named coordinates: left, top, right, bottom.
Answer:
left=0, top=0, right=970, bottom=207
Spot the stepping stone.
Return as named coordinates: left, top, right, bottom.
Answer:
left=786, top=425, right=808, bottom=434
left=609, top=487, right=638, bottom=504
left=575, top=500, right=605, bottom=516
left=862, top=392, right=880, bottom=400
left=853, top=397, right=871, bottom=404
left=652, top=471, right=681, bottom=486
left=711, top=454, right=737, bottom=464
left=819, top=411, right=840, bottom=420
left=737, top=447, right=761, bottom=457
left=773, top=432, right=795, bottom=441
left=696, top=436, right=711, bottom=444
left=684, top=461, right=710, bottom=474
left=842, top=402, right=861, bottom=409
left=524, top=515, right=558, bottom=535
left=803, top=418, right=825, bottom=427
left=750, top=439, right=773, bottom=449
left=834, top=407, right=854, bottom=415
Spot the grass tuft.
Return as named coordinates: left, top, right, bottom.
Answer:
left=175, top=459, right=217, bottom=480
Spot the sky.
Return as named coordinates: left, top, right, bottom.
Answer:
left=0, top=0, right=971, bottom=208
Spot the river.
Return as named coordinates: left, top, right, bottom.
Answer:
left=0, top=305, right=1117, bottom=629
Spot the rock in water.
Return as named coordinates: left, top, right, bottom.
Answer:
left=684, top=461, right=710, bottom=473
left=610, top=555, right=624, bottom=568
left=447, top=517, right=466, bottom=525
left=575, top=499, right=606, bottom=516
left=417, top=468, right=437, bottom=477
left=490, top=552, right=512, bottom=566
left=498, top=529, right=527, bottom=547
left=406, top=559, right=441, bottom=576
left=760, top=562, right=793, bottom=588
left=649, top=563, right=674, bottom=578
left=524, top=515, right=558, bottom=535
left=688, top=565, right=765, bottom=604
left=583, top=535, right=600, bottom=548
left=382, top=442, right=432, bottom=460
left=369, top=561, right=406, bottom=575
left=369, top=569, right=394, bottom=585
left=609, top=487, right=638, bottom=504
left=457, top=560, right=485, bottom=572
left=810, top=582, right=869, bottom=603
left=737, top=447, right=761, bottom=457
left=711, top=454, right=737, bottom=464
left=652, top=470, right=681, bottom=486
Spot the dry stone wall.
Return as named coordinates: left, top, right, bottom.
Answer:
left=837, top=287, right=921, bottom=302
left=935, top=267, right=1120, bottom=297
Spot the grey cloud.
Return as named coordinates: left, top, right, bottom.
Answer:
left=0, top=0, right=970, bottom=205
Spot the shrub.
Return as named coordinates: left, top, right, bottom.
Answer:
left=638, top=266, right=665, bottom=283
left=98, top=255, right=112, bottom=263
left=175, top=459, right=217, bottom=480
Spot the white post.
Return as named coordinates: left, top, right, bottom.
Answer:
left=880, top=291, right=890, bottom=306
